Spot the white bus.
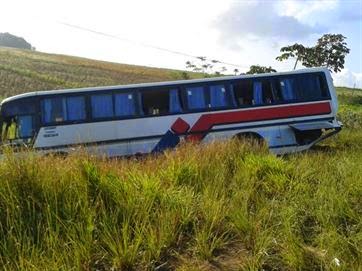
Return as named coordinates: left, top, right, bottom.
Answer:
left=0, top=67, right=341, bottom=156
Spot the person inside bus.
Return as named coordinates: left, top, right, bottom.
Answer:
left=237, top=97, right=244, bottom=105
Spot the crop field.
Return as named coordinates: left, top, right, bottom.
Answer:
left=0, top=47, right=201, bottom=99
left=0, top=48, right=361, bottom=270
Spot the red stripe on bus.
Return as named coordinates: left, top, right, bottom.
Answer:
left=187, top=102, right=332, bottom=141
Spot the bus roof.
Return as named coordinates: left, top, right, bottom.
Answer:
left=1, top=67, right=329, bottom=105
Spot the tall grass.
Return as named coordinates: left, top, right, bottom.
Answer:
left=0, top=132, right=361, bottom=270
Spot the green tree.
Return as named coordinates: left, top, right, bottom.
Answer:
left=275, top=43, right=310, bottom=70
left=276, top=34, right=350, bottom=73
left=246, top=65, right=276, bottom=74
left=308, top=34, right=350, bottom=72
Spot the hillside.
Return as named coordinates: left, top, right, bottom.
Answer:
left=0, top=47, right=200, bottom=98
left=0, top=47, right=361, bottom=270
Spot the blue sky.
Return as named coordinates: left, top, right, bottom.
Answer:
left=1, top=0, right=361, bottom=87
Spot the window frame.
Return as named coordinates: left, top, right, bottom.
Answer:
left=113, top=91, right=138, bottom=118
left=208, top=83, right=234, bottom=109
left=41, top=94, right=88, bottom=125
left=182, top=84, right=208, bottom=112
left=140, top=87, right=173, bottom=116
left=90, top=93, right=114, bottom=120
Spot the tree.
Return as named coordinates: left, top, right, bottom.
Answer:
left=308, top=34, right=350, bottom=73
left=185, top=58, right=229, bottom=77
left=276, top=34, right=350, bottom=73
left=246, top=65, right=276, bottom=74
left=275, top=43, right=310, bottom=70
left=0, top=32, right=35, bottom=50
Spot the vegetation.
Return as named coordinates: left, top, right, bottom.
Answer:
left=0, top=47, right=202, bottom=98
left=185, top=57, right=229, bottom=76
left=0, top=33, right=35, bottom=50
left=0, top=116, right=361, bottom=270
left=0, top=47, right=361, bottom=270
left=276, top=34, right=350, bottom=72
left=246, top=65, right=276, bottom=75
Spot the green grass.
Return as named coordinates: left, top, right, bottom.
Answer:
left=0, top=132, right=361, bottom=270
left=337, top=87, right=362, bottom=129
left=0, top=47, right=361, bottom=270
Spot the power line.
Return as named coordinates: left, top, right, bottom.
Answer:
left=58, top=21, right=248, bottom=70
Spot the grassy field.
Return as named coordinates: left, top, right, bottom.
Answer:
left=0, top=48, right=361, bottom=270
left=0, top=47, right=201, bottom=98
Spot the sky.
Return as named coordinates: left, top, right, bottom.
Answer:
left=0, top=0, right=361, bottom=87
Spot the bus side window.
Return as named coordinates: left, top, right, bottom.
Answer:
left=232, top=80, right=253, bottom=106
left=66, top=96, right=86, bottom=121
left=91, top=94, right=114, bottom=119
left=42, top=96, right=86, bottom=124
left=114, top=93, right=136, bottom=117
left=297, top=74, right=326, bottom=101
left=42, top=97, right=66, bottom=123
left=253, top=82, right=263, bottom=105
left=279, top=78, right=296, bottom=101
left=141, top=89, right=170, bottom=116
left=185, top=86, right=207, bottom=110
left=262, top=81, right=274, bottom=104
left=169, top=89, right=183, bottom=113
left=270, top=80, right=282, bottom=102
left=209, top=84, right=229, bottom=108
left=253, top=81, right=274, bottom=105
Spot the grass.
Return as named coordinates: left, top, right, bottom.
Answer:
left=0, top=131, right=361, bottom=270
left=0, top=47, right=361, bottom=270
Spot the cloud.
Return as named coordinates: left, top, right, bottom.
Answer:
left=214, top=1, right=326, bottom=43
left=333, top=69, right=362, bottom=88
left=278, top=0, right=338, bottom=22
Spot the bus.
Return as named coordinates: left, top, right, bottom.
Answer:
left=0, top=67, right=342, bottom=156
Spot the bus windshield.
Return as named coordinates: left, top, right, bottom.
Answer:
left=2, top=115, right=34, bottom=143
left=0, top=98, right=37, bottom=146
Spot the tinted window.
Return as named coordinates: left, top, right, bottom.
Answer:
left=253, top=81, right=263, bottom=105
left=42, top=97, right=66, bottom=123
left=232, top=80, right=253, bottom=106
left=297, top=74, right=327, bottom=100
left=279, top=78, right=297, bottom=101
left=186, top=86, right=206, bottom=110
left=115, top=93, right=136, bottom=117
left=141, top=89, right=170, bottom=116
left=209, top=84, right=229, bottom=108
left=2, top=98, right=37, bottom=117
left=66, top=96, right=86, bottom=121
left=18, top=115, right=34, bottom=138
left=42, top=96, right=86, bottom=124
left=169, top=89, right=183, bottom=113
left=91, top=94, right=114, bottom=119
